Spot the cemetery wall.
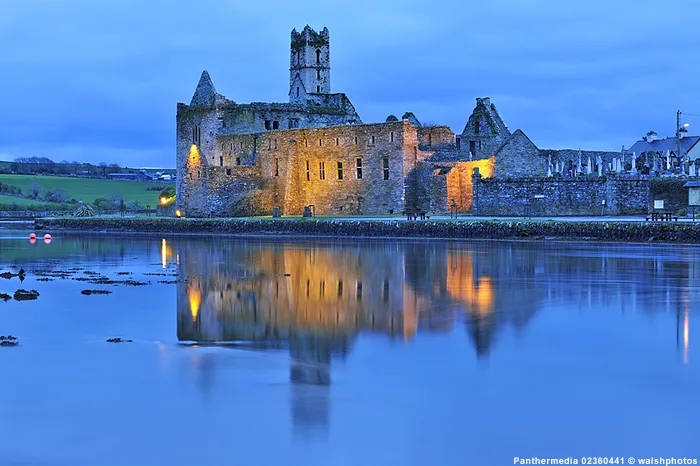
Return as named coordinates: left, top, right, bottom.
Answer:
left=473, top=176, right=649, bottom=216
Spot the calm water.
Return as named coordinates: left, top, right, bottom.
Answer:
left=0, top=229, right=698, bottom=465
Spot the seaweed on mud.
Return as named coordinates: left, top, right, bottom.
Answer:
left=0, top=335, right=18, bottom=347
left=106, top=337, right=132, bottom=343
left=0, top=293, right=11, bottom=302
left=81, top=289, right=113, bottom=295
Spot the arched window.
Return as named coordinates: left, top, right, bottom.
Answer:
left=316, top=49, right=321, bottom=64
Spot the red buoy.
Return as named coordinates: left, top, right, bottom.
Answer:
left=29, top=233, right=36, bottom=239
left=44, top=234, right=51, bottom=240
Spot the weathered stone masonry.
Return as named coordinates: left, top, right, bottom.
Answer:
left=176, top=25, right=636, bottom=218
left=472, top=176, right=649, bottom=216
left=187, top=121, right=435, bottom=216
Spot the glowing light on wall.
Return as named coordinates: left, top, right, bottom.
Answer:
left=446, top=156, right=496, bottom=212
left=190, top=144, right=200, bottom=160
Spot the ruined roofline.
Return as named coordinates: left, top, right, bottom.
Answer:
left=419, top=125, right=453, bottom=130
left=179, top=93, right=353, bottom=109
left=214, top=120, right=414, bottom=139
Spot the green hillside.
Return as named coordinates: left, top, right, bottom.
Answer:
left=0, top=175, right=172, bottom=206
left=0, top=195, right=51, bottom=206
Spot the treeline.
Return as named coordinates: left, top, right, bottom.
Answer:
left=3, top=157, right=130, bottom=177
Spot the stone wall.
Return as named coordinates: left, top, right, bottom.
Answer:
left=179, top=120, right=426, bottom=217
left=416, top=126, right=455, bottom=148
left=473, top=176, right=649, bottom=216
left=38, top=217, right=700, bottom=243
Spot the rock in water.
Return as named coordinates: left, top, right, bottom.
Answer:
left=106, top=337, right=133, bottom=343
left=81, top=289, right=112, bottom=295
left=13, top=289, right=39, bottom=301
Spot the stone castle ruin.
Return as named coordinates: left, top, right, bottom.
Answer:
left=176, top=26, right=635, bottom=217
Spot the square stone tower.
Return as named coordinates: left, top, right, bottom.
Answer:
left=289, top=26, right=330, bottom=103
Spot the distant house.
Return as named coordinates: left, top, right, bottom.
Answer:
left=628, top=130, right=700, bottom=161
left=107, top=172, right=156, bottom=182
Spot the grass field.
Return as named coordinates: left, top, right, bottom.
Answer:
left=0, top=174, right=172, bottom=206
left=0, top=195, right=56, bottom=206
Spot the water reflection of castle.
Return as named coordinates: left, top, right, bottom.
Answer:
left=169, top=239, right=697, bottom=433
left=174, top=241, right=531, bottom=357
left=172, top=240, right=697, bottom=364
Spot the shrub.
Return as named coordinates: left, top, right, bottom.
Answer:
left=26, top=182, right=43, bottom=198
left=44, top=189, right=69, bottom=203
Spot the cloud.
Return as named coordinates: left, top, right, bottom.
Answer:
left=0, top=0, right=698, bottom=166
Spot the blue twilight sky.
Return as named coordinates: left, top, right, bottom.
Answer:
left=0, top=0, right=697, bottom=168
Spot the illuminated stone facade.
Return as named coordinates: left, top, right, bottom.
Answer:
left=175, top=26, right=624, bottom=217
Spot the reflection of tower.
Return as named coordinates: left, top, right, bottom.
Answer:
left=289, top=332, right=346, bottom=437
left=466, top=314, right=496, bottom=359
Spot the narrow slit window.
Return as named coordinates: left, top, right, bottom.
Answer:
left=354, top=136, right=358, bottom=145
left=316, top=49, right=321, bottom=64
left=356, top=158, right=363, bottom=179
left=428, top=133, right=432, bottom=145
left=296, top=87, right=300, bottom=98
left=317, top=69, right=321, bottom=80
left=219, top=156, right=223, bottom=167
left=226, top=168, right=232, bottom=175
left=268, top=139, right=272, bottom=150
left=274, top=138, right=278, bottom=149
left=236, top=157, right=241, bottom=166
left=474, top=121, right=480, bottom=134
left=390, top=132, right=394, bottom=143
left=337, top=161, right=343, bottom=180
left=306, top=160, right=310, bottom=181
left=319, top=138, right=323, bottom=147
left=336, top=137, right=339, bottom=146
left=316, top=85, right=320, bottom=93
left=319, top=161, right=325, bottom=180
left=371, top=136, right=375, bottom=145
left=382, top=158, right=389, bottom=180
left=274, top=158, right=279, bottom=177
